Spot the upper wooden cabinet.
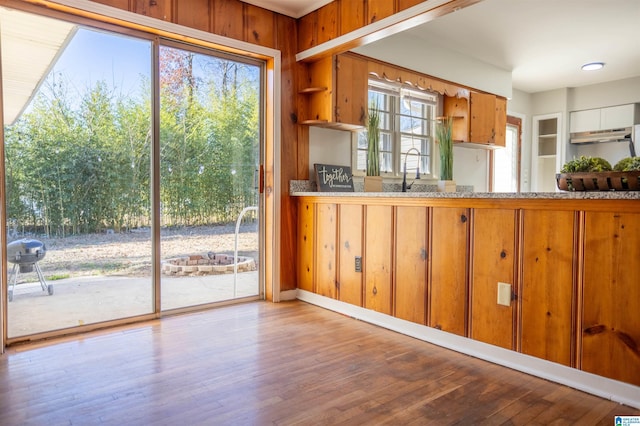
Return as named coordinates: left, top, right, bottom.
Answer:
left=299, top=53, right=368, bottom=130
left=444, top=92, right=506, bottom=147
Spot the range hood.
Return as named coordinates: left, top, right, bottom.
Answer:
left=570, top=127, right=632, bottom=144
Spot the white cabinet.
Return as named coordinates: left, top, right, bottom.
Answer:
left=570, top=104, right=638, bottom=133
left=532, top=113, right=563, bottom=192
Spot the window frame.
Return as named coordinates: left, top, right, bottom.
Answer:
left=353, top=80, right=438, bottom=179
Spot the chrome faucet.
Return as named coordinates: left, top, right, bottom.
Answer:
left=401, top=147, right=421, bottom=192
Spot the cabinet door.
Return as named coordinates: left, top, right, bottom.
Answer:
left=493, top=97, right=507, bottom=147
left=430, top=207, right=469, bottom=336
left=469, top=92, right=497, bottom=145
left=315, top=203, right=337, bottom=299
left=582, top=211, right=640, bottom=386
left=569, top=109, right=600, bottom=133
left=601, top=104, right=635, bottom=129
left=338, top=204, right=363, bottom=306
left=470, top=208, right=516, bottom=350
left=395, top=206, right=428, bottom=324
left=364, top=205, right=393, bottom=315
left=520, top=210, right=575, bottom=366
left=335, top=53, right=367, bottom=127
left=297, top=200, right=315, bottom=292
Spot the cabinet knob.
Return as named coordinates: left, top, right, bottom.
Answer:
left=420, top=248, right=427, bottom=261
left=372, top=286, right=377, bottom=295
left=500, top=250, right=507, bottom=259
left=460, top=214, right=467, bottom=223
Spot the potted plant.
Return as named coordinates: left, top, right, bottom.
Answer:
left=436, top=116, right=455, bottom=192
left=364, top=102, right=383, bottom=192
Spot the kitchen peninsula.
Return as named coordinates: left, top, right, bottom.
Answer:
left=292, top=184, right=640, bottom=405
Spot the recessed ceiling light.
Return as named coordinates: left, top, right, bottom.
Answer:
left=581, top=62, right=605, bottom=71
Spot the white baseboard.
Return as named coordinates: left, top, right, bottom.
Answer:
left=279, top=289, right=298, bottom=301
left=297, top=289, right=640, bottom=409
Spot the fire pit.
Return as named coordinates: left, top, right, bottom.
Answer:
left=162, top=252, right=256, bottom=276
left=7, top=238, right=53, bottom=301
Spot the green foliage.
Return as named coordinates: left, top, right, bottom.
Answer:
left=613, top=156, right=640, bottom=171
left=366, top=102, right=380, bottom=177
left=561, top=156, right=612, bottom=173
left=4, top=51, right=260, bottom=236
left=436, top=116, right=454, bottom=180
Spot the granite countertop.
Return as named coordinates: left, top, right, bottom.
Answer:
left=290, top=180, right=640, bottom=200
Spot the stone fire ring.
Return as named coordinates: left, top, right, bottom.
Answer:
left=162, top=252, right=256, bottom=276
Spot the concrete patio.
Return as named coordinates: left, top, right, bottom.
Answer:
left=6, top=271, right=260, bottom=338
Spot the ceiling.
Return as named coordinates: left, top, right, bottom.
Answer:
left=255, top=0, right=640, bottom=94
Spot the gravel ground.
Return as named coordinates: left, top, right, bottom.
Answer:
left=13, top=224, right=259, bottom=280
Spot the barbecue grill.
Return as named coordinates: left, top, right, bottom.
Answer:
left=7, top=238, right=53, bottom=302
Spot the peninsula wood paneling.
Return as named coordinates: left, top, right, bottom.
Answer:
left=520, top=210, right=575, bottom=367
left=430, top=207, right=469, bottom=336
left=338, top=204, right=364, bottom=306
left=470, top=208, right=516, bottom=350
left=394, top=206, right=428, bottom=324
left=582, top=211, right=640, bottom=386
left=315, top=203, right=338, bottom=299
left=297, top=200, right=315, bottom=292
left=364, top=205, right=393, bottom=315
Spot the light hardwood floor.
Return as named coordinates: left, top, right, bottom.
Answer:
left=1, top=300, right=638, bottom=425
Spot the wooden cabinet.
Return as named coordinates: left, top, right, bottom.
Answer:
left=430, top=207, right=469, bottom=336
left=470, top=208, right=516, bottom=350
left=315, top=203, right=337, bottom=298
left=444, top=92, right=506, bottom=147
left=394, top=206, right=428, bottom=324
left=364, top=205, right=393, bottom=315
left=300, top=53, right=367, bottom=130
left=520, top=210, right=575, bottom=366
left=581, top=211, right=640, bottom=386
left=338, top=204, right=363, bottom=306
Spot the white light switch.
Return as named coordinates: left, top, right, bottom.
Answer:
left=497, top=282, right=512, bottom=306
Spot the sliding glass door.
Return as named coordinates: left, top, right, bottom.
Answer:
left=1, top=7, right=264, bottom=341
left=158, top=42, right=262, bottom=311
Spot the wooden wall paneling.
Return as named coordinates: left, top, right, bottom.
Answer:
left=340, top=0, right=365, bottom=35
left=133, top=0, right=171, bottom=21
left=297, top=11, right=317, bottom=52
left=212, top=0, right=244, bottom=40
left=429, top=207, right=469, bottom=336
left=364, top=205, right=393, bottom=315
left=317, top=2, right=339, bottom=44
left=175, top=0, right=209, bottom=31
left=91, top=0, right=130, bottom=11
left=315, top=203, right=338, bottom=299
left=277, top=14, right=303, bottom=289
left=470, top=208, right=517, bottom=350
left=394, top=206, right=428, bottom=324
left=367, top=0, right=395, bottom=24
left=297, top=200, right=315, bottom=292
left=398, top=0, right=424, bottom=9
left=338, top=204, right=364, bottom=306
left=243, top=3, right=276, bottom=47
left=520, top=209, right=575, bottom=366
left=582, top=211, right=640, bottom=386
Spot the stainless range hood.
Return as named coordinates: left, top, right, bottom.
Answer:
left=570, top=127, right=632, bottom=144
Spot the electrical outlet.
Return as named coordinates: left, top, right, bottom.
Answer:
left=497, top=282, right=512, bottom=306
left=355, top=256, right=362, bottom=272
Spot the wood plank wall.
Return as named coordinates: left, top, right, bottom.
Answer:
left=82, top=0, right=436, bottom=292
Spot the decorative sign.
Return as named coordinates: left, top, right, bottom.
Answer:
left=314, top=163, right=354, bottom=192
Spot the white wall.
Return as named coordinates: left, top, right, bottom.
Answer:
left=452, top=147, right=488, bottom=192
left=308, top=126, right=352, bottom=179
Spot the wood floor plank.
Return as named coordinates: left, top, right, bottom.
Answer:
left=0, top=300, right=638, bottom=425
